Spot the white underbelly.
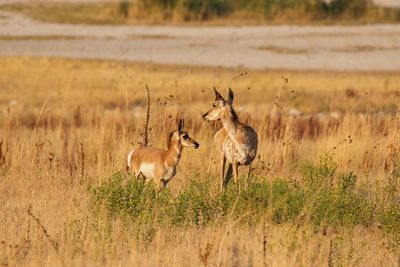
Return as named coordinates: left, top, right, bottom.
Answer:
left=223, top=140, right=256, bottom=165
left=139, top=163, right=156, bottom=179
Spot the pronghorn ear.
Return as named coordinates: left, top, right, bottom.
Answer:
left=214, top=87, right=224, bottom=101
left=177, top=118, right=184, bottom=132
left=227, top=88, right=234, bottom=105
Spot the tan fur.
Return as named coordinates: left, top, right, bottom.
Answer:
left=129, top=144, right=180, bottom=188
left=127, top=119, right=199, bottom=189
left=214, top=128, right=227, bottom=155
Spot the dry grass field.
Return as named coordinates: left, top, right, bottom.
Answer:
left=1, top=56, right=400, bottom=266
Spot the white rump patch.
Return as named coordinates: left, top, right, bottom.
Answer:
left=139, top=163, right=155, bottom=179
left=127, top=149, right=135, bottom=169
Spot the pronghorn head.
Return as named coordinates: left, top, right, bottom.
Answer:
left=202, top=87, right=235, bottom=121
left=170, top=119, right=200, bottom=149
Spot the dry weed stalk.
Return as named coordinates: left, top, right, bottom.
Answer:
left=231, top=72, right=248, bottom=81
left=216, top=199, right=248, bottom=267
left=27, top=205, right=59, bottom=253
left=0, top=139, right=6, bottom=168
left=273, top=76, right=289, bottom=119
left=262, top=220, right=268, bottom=267
left=199, top=238, right=215, bottom=267
left=385, top=144, right=400, bottom=180
left=48, top=152, right=54, bottom=171
left=25, top=219, right=31, bottom=243
left=73, top=106, right=82, bottom=127
left=328, top=238, right=336, bottom=267
left=34, top=96, right=49, bottom=130
left=161, top=94, right=174, bottom=149
left=143, top=85, right=151, bottom=147
left=80, top=142, right=85, bottom=181
left=34, top=142, right=44, bottom=170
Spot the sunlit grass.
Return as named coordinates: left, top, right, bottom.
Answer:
left=0, top=56, right=399, bottom=266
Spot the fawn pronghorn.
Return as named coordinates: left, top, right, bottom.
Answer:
left=202, top=87, right=258, bottom=190
left=127, top=87, right=199, bottom=188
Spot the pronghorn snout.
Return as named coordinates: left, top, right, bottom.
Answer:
left=193, top=141, right=200, bottom=149
left=203, top=110, right=215, bottom=121
left=187, top=137, right=200, bottom=149
left=180, top=132, right=200, bottom=149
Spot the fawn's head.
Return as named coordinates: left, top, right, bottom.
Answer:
left=202, top=87, right=235, bottom=121
left=169, top=119, right=199, bottom=149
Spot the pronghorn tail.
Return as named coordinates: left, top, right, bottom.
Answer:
left=143, top=85, right=151, bottom=146
left=126, top=147, right=135, bottom=171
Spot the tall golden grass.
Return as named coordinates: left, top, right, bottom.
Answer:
left=0, top=57, right=399, bottom=266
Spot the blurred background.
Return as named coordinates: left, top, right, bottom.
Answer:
left=0, top=0, right=400, bottom=71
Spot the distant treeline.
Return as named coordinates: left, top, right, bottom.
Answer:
left=121, top=0, right=400, bottom=22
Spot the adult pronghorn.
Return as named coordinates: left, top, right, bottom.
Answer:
left=127, top=87, right=199, bottom=189
left=202, top=88, right=258, bottom=190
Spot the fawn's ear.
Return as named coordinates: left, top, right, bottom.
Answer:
left=177, top=118, right=185, bottom=132
left=214, top=87, right=224, bottom=101
left=227, top=88, right=234, bottom=105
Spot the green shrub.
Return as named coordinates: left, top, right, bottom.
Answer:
left=230, top=179, right=271, bottom=224
left=271, top=179, right=306, bottom=224
left=316, top=0, right=368, bottom=19
left=118, top=1, right=131, bottom=18
left=135, top=0, right=373, bottom=21
left=172, top=175, right=221, bottom=225
left=138, top=0, right=232, bottom=20
left=378, top=180, right=400, bottom=248
left=91, top=171, right=172, bottom=223
left=310, top=172, right=374, bottom=227
left=90, top=160, right=398, bottom=245
left=181, top=0, right=232, bottom=20
left=379, top=203, right=400, bottom=248
left=300, top=156, right=337, bottom=190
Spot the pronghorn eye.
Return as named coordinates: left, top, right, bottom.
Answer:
left=213, top=103, right=217, bottom=107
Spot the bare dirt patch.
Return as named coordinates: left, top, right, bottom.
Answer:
left=0, top=10, right=400, bottom=71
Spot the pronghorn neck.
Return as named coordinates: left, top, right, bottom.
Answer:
left=165, top=138, right=183, bottom=167
left=221, top=106, right=248, bottom=160
left=221, top=106, right=239, bottom=137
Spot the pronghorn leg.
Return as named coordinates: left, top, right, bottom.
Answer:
left=246, top=164, right=252, bottom=188
left=223, top=163, right=233, bottom=190
left=247, top=164, right=252, bottom=178
left=233, top=162, right=239, bottom=190
left=162, top=180, right=169, bottom=188
left=155, top=179, right=162, bottom=190
left=220, top=156, right=226, bottom=191
left=137, top=172, right=146, bottom=182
